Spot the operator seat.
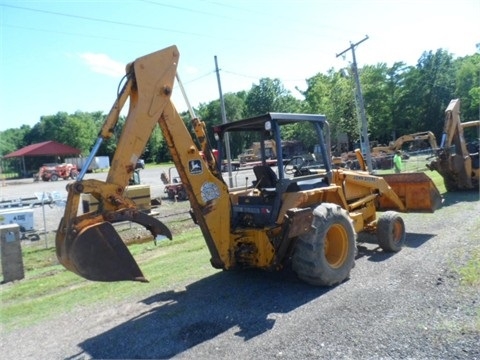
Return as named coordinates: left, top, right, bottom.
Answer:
left=253, top=165, right=278, bottom=189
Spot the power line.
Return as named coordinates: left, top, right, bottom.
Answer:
left=1, top=2, right=344, bottom=47
left=2, top=23, right=152, bottom=45
left=0, top=3, right=211, bottom=38
left=182, top=70, right=216, bottom=85
left=223, top=69, right=307, bottom=83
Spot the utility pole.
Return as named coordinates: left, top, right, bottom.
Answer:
left=214, top=56, right=233, bottom=187
left=336, top=35, right=374, bottom=173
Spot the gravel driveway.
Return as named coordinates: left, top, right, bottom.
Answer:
left=1, top=179, right=479, bottom=359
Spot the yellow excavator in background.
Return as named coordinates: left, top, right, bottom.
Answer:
left=55, top=45, right=442, bottom=286
left=427, top=99, right=479, bottom=191
left=371, top=131, right=438, bottom=169
left=372, top=131, right=438, bottom=155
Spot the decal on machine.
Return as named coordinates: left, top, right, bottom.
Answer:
left=189, top=159, right=202, bottom=175
left=200, top=182, right=220, bottom=203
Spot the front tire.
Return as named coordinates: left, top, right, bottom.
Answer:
left=377, top=211, right=405, bottom=252
left=292, top=203, right=356, bottom=286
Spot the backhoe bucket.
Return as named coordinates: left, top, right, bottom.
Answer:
left=64, top=222, right=147, bottom=282
left=378, top=173, right=443, bottom=212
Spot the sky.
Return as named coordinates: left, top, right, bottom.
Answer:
left=0, top=0, right=479, bottom=132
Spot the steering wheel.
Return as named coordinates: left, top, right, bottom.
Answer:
left=284, top=156, right=306, bottom=175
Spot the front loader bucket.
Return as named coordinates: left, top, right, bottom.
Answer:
left=378, top=173, right=443, bottom=212
left=63, top=222, right=147, bottom=282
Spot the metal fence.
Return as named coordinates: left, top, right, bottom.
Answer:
left=372, top=148, right=435, bottom=174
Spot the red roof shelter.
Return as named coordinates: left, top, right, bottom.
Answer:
left=3, top=141, right=81, bottom=178
left=4, top=141, right=80, bottom=159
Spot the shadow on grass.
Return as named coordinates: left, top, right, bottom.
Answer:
left=74, top=269, right=333, bottom=359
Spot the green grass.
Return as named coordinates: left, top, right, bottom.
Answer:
left=457, top=249, right=480, bottom=286
left=452, top=219, right=480, bottom=287
left=424, top=170, right=447, bottom=194
left=0, top=228, right=218, bottom=332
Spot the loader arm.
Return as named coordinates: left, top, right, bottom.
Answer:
left=335, top=170, right=407, bottom=211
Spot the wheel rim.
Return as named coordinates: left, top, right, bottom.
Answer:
left=392, top=219, right=404, bottom=244
left=324, top=224, right=349, bottom=268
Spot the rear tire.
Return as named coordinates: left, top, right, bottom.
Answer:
left=292, top=203, right=356, bottom=286
left=50, top=173, right=59, bottom=181
left=377, top=211, right=405, bottom=252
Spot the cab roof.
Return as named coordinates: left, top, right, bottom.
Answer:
left=213, top=112, right=327, bottom=134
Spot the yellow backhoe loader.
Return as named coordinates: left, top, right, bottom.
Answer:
left=427, top=99, right=479, bottom=191
left=55, top=46, right=442, bottom=286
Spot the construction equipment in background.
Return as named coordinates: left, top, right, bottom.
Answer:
left=65, top=156, right=110, bottom=173
left=427, top=99, right=479, bottom=191
left=160, top=167, right=188, bottom=201
left=55, top=45, right=442, bottom=287
left=371, top=131, right=438, bottom=169
left=35, top=163, right=78, bottom=182
left=372, top=131, right=438, bottom=155
left=238, top=140, right=277, bottom=164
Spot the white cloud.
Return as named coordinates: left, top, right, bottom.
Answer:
left=79, top=53, right=125, bottom=77
left=184, top=65, right=199, bottom=75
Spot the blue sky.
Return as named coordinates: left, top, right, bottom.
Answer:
left=0, top=0, right=478, bottom=131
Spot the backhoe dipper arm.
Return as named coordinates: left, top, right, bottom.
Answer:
left=437, top=99, right=473, bottom=189
left=157, top=102, right=231, bottom=269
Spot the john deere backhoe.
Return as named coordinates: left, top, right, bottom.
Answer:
left=427, top=99, right=479, bottom=191
left=56, top=45, right=442, bottom=286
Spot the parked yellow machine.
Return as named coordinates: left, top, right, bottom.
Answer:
left=427, top=99, right=479, bottom=191
left=55, top=45, right=442, bottom=286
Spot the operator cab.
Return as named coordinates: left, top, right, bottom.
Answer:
left=213, top=113, right=333, bottom=228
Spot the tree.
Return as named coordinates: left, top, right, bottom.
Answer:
left=60, top=112, right=98, bottom=154
left=454, top=53, right=480, bottom=120
left=399, top=49, right=456, bottom=138
left=302, top=70, right=357, bottom=151
left=245, top=78, right=295, bottom=116
left=360, top=64, right=388, bottom=140
left=23, top=111, right=98, bottom=155
left=197, top=92, right=248, bottom=158
left=0, top=125, right=31, bottom=157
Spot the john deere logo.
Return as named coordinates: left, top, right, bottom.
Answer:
left=189, top=160, right=202, bottom=174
